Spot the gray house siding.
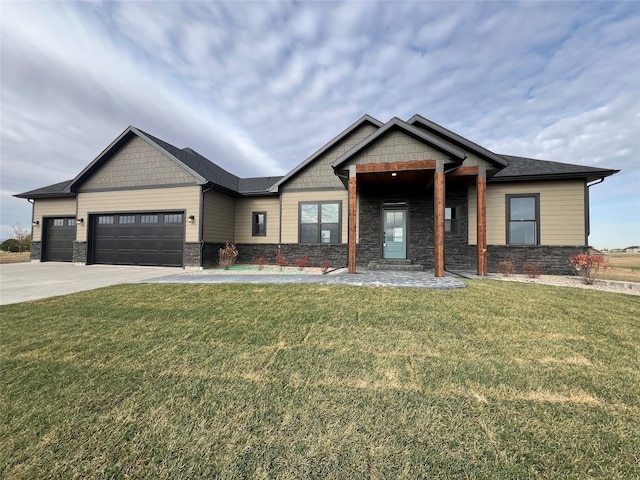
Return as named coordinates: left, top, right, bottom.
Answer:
left=283, top=123, right=378, bottom=191
left=80, top=136, right=198, bottom=191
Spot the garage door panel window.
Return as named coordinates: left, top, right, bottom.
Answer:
left=98, top=216, right=114, bottom=224
left=141, top=215, right=158, bottom=224
left=119, top=215, right=135, bottom=224
left=164, top=214, right=183, bottom=223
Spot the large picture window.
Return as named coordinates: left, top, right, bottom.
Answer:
left=252, top=212, right=266, bottom=236
left=507, top=194, right=539, bottom=245
left=299, top=201, right=341, bottom=244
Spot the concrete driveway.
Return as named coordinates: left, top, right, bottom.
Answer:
left=0, top=262, right=185, bottom=305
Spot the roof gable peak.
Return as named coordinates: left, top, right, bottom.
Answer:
left=269, top=114, right=384, bottom=192
left=331, top=116, right=466, bottom=169
left=407, top=114, right=508, bottom=167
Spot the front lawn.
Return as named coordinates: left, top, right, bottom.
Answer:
left=1, top=282, right=639, bottom=479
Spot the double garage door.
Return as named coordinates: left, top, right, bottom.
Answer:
left=91, top=212, right=184, bottom=267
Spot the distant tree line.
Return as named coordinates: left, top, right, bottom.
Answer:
left=1, top=223, right=31, bottom=253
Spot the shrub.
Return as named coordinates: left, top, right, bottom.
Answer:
left=295, top=257, right=309, bottom=271
left=570, top=253, right=607, bottom=285
left=1, top=239, right=20, bottom=253
left=275, top=249, right=288, bottom=270
left=498, top=260, right=515, bottom=277
left=218, top=242, right=238, bottom=270
left=252, top=256, right=265, bottom=270
left=523, top=263, right=544, bottom=279
left=320, top=260, right=331, bottom=274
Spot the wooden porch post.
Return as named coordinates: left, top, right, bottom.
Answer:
left=434, top=161, right=445, bottom=277
left=348, top=166, right=357, bottom=274
left=476, top=167, right=487, bottom=276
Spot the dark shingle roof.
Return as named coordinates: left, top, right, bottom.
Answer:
left=15, top=128, right=282, bottom=199
left=238, top=177, right=283, bottom=195
left=491, top=155, right=619, bottom=182
left=14, top=179, right=75, bottom=199
left=136, top=129, right=241, bottom=193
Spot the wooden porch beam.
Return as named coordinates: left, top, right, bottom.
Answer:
left=476, top=167, right=487, bottom=276
left=446, top=166, right=480, bottom=177
left=434, top=161, right=445, bottom=277
left=356, top=160, right=437, bottom=174
left=348, top=168, right=357, bottom=274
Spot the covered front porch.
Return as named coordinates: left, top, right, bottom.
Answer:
left=345, top=160, right=488, bottom=277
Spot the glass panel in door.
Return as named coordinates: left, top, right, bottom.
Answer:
left=383, top=209, right=406, bottom=259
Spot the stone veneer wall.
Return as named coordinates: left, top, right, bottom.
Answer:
left=358, top=187, right=450, bottom=268
left=72, top=242, right=87, bottom=263
left=203, top=242, right=348, bottom=269
left=443, top=182, right=475, bottom=271
left=487, top=245, right=586, bottom=276
left=184, top=242, right=202, bottom=268
left=30, top=241, right=41, bottom=261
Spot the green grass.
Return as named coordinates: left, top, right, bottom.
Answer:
left=1, top=281, right=639, bottom=479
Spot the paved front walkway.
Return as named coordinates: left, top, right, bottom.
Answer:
left=142, top=269, right=468, bottom=290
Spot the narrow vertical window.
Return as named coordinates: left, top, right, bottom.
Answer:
left=507, top=194, right=540, bottom=245
left=445, top=207, right=458, bottom=234
left=252, top=212, right=266, bottom=236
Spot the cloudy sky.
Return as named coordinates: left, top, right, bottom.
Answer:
left=1, top=1, right=639, bottom=249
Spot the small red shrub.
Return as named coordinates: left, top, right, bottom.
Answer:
left=252, top=256, right=265, bottom=270
left=523, top=263, right=544, bottom=279
left=275, top=249, right=288, bottom=270
left=295, top=257, right=309, bottom=271
left=498, top=260, right=515, bottom=277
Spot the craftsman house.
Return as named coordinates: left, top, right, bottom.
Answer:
left=16, top=114, right=618, bottom=275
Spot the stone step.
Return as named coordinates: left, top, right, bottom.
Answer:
left=367, top=262, right=424, bottom=272
left=374, top=259, right=412, bottom=265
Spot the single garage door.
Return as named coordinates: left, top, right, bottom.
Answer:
left=45, top=217, right=76, bottom=262
left=91, top=212, right=184, bottom=267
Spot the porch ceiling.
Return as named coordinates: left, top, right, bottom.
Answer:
left=357, top=170, right=433, bottom=191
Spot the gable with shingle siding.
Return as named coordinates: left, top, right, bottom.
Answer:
left=349, top=130, right=451, bottom=166
left=79, top=136, right=198, bottom=191
left=283, top=123, right=378, bottom=191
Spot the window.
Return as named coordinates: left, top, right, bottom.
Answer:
left=507, top=194, right=539, bottom=245
left=68, top=218, right=76, bottom=227
left=119, top=215, right=135, bottom=224
left=164, top=214, right=183, bottom=223
left=140, top=215, right=159, bottom=224
left=252, top=212, right=266, bottom=236
left=445, top=207, right=458, bottom=234
left=98, top=216, right=114, bottom=225
left=299, top=201, right=341, bottom=244
left=52, top=219, right=64, bottom=227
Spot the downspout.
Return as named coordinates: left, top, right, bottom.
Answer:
left=28, top=199, right=35, bottom=259
left=585, top=177, right=605, bottom=246
left=28, top=199, right=34, bottom=236
left=200, top=184, right=215, bottom=268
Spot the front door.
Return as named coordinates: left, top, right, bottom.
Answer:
left=383, top=208, right=407, bottom=259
